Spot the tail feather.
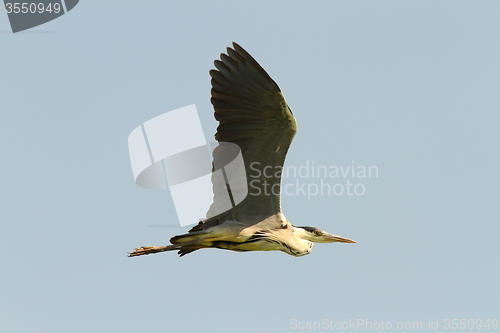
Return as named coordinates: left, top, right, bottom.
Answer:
left=170, top=230, right=212, bottom=244
left=178, top=246, right=203, bottom=257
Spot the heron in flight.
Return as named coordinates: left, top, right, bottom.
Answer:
left=129, top=42, right=355, bottom=258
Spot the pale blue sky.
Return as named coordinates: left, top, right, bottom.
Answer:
left=1, top=1, right=499, bottom=332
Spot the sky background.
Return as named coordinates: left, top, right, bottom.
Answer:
left=1, top=1, right=499, bottom=332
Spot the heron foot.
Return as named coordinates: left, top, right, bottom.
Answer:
left=128, top=246, right=163, bottom=257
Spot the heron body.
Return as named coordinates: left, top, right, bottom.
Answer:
left=129, top=43, right=355, bottom=258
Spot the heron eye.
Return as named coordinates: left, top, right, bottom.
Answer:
left=314, top=230, right=323, bottom=236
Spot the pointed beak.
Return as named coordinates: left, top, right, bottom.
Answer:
left=324, top=233, right=356, bottom=243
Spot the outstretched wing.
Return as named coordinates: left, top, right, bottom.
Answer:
left=208, top=42, right=297, bottom=225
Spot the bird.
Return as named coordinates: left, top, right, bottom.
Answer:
left=128, top=42, right=355, bottom=258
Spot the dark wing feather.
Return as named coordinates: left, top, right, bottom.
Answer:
left=206, top=42, right=297, bottom=226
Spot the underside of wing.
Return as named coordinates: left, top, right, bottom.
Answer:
left=205, top=42, right=297, bottom=227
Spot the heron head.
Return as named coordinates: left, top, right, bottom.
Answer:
left=297, top=226, right=356, bottom=244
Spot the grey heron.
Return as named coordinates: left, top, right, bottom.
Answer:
left=129, top=42, right=355, bottom=257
